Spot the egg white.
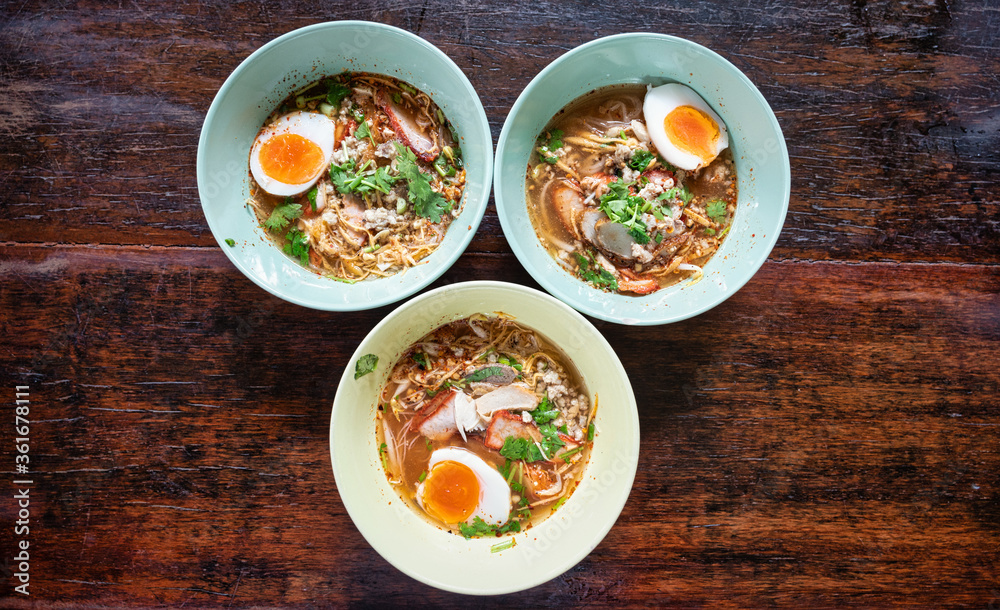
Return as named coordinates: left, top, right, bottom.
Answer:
left=417, top=446, right=512, bottom=526
left=249, top=111, right=335, bottom=197
left=643, top=83, right=728, bottom=171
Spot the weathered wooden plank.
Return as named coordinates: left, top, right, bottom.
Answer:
left=1, top=1, right=998, bottom=264
left=1, top=245, right=996, bottom=606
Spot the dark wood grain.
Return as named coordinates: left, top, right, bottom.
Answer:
left=1, top=0, right=999, bottom=607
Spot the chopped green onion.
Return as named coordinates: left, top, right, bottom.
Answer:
left=378, top=442, right=389, bottom=470
left=491, top=539, right=516, bottom=553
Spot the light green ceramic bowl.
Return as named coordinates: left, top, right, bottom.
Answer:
left=330, top=281, right=639, bottom=595
left=197, top=22, right=492, bottom=311
left=495, top=33, right=790, bottom=325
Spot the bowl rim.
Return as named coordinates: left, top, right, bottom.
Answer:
left=494, top=32, right=790, bottom=325
left=197, top=20, right=493, bottom=311
left=329, top=280, right=640, bottom=595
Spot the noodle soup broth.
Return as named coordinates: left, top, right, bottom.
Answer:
left=248, top=72, right=467, bottom=281
left=376, top=314, right=594, bottom=539
left=525, top=84, right=737, bottom=295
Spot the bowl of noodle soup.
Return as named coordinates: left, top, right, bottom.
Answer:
left=330, top=281, right=639, bottom=594
left=198, top=22, right=492, bottom=310
left=494, top=33, right=790, bottom=325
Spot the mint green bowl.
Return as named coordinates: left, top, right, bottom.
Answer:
left=494, top=34, right=790, bottom=325
left=330, top=281, right=639, bottom=594
left=198, top=22, right=492, bottom=311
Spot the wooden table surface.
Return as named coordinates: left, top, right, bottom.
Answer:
left=2, top=1, right=998, bottom=607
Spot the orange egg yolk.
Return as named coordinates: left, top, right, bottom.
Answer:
left=422, top=460, right=480, bottom=524
left=257, top=132, right=325, bottom=185
left=664, top=105, right=720, bottom=165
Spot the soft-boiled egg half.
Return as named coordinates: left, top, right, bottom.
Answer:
left=249, top=111, right=335, bottom=197
left=643, top=83, right=728, bottom=171
left=417, top=447, right=511, bottom=526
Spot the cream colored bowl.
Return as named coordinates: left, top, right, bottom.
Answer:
left=329, top=281, right=639, bottom=594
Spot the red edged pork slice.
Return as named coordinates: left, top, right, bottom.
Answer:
left=550, top=181, right=586, bottom=240
left=415, top=389, right=458, bottom=441
left=483, top=410, right=542, bottom=450
left=377, top=89, right=439, bottom=162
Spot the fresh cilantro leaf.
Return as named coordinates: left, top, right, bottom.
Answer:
left=263, top=201, right=303, bottom=232
left=498, top=518, right=521, bottom=535
left=499, top=437, right=542, bottom=462
left=599, top=178, right=651, bottom=241
left=547, top=129, right=564, bottom=150
left=628, top=149, right=655, bottom=172
left=354, top=354, right=379, bottom=379
left=354, top=121, right=375, bottom=146
left=326, top=81, right=351, bottom=107
left=705, top=228, right=717, bottom=236
left=329, top=159, right=356, bottom=194
left=497, top=355, right=522, bottom=371
left=629, top=225, right=651, bottom=244
left=499, top=428, right=564, bottom=463
left=659, top=185, right=693, bottom=205
left=706, top=199, right=727, bottom=222
left=537, top=145, right=558, bottom=164
left=329, top=158, right=396, bottom=196
left=283, top=228, right=310, bottom=266
left=369, top=165, right=397, bottom=194
left=224, top=238, right=236, bottom=247
left=307, top=186, right=318, bottom=212
left=459, top=516, right=496, bottom=539
left=535, top=129, right=564, bottom=164
left=433, top=154, right=456, bottom=178
left=605, top=177, right=631, bottom=200
left=574, top=251, right=618, bottom=291
left=529, top=394, right=559, bottom=425
left=537, top=423, right=566, bottom=456
left=412, top=352, right=430, bottom=369
left=394, top=143, right=451, bottom=222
